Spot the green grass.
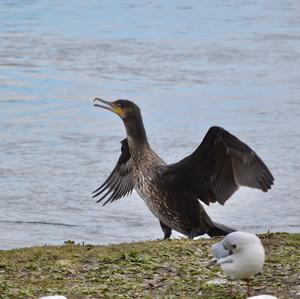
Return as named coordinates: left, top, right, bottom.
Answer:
left=0, top=233, right=299, bottom=298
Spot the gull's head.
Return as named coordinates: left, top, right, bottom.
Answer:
left=222, top=231, right=262, bottom=254
left=93, top=98, right=141, bottom=122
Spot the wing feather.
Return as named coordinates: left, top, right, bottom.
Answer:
left=92, top=138, right=134, bottom=205
left=164, top=126, right=274, bottom=205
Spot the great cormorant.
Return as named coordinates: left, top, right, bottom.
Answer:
left=92, top=99, right=274, bottom=239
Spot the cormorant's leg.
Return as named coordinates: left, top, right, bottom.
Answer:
left=159, top=220, right=172, bottom=240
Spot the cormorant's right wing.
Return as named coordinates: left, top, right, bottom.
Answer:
left=92, top=138, right=134, bottom=205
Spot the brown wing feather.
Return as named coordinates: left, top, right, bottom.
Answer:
left=164, top=126, right=274, bottom=205
left=92, top=138, right=134, bottom=205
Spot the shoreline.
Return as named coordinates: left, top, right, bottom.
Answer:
left=0, top=233, right=299, bottom=298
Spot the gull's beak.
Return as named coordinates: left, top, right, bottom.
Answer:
left=93, top=98, right=123, bottom=116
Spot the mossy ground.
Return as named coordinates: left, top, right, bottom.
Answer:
left=0, top=233, right=299, bottom=299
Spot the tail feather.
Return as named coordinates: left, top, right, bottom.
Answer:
left=207, top=221, right=236, bottom=237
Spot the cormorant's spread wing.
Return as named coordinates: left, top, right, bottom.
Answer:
left=92, top=138, right=134, bottom=205
left=164, top=126, right=274, bottom=205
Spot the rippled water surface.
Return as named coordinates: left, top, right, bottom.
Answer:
left=1, top=1, right=300, bottom=249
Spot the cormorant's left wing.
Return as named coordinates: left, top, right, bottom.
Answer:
left=163, top=126, right=274, bottom=205
left=92, top=138, right=134, bottom=205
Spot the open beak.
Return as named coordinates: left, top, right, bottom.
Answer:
left=93, top=98, right=115, bottom=111
left=93, top=98, right=123, bottom=116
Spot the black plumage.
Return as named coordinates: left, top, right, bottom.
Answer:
left=93, top=139, right=133, bottom=205
left=92, top=98, right=274, bottom=239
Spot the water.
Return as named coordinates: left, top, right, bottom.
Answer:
left=0, top=1, right=299, bottom=250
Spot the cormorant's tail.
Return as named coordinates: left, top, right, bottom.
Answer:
left=207, top=222, right=236, bottom=237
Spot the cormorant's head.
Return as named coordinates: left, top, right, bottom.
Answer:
left=93, top=98, right=141, bottom=121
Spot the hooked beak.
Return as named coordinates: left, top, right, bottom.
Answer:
left=93, top=98, right=123, bottom=116
left=93, top=98, right=114, bottom=111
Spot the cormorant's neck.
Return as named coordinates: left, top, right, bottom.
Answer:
left=123, top=114, right=149, bottom=149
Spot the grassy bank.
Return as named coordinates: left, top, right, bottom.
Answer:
left=0, top=233, right=299, bottom=298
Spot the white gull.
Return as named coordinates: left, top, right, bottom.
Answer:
left=209, top=231, right=265, bottom=280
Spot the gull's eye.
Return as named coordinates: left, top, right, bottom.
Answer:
left=232, top=244, right=237, bottom=249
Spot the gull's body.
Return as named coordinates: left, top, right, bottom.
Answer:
left=247, top=296, right=278, bottom=299
left=92, top=99, right=274, bottom=239
left=210, top=231, right=265, bottom=280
